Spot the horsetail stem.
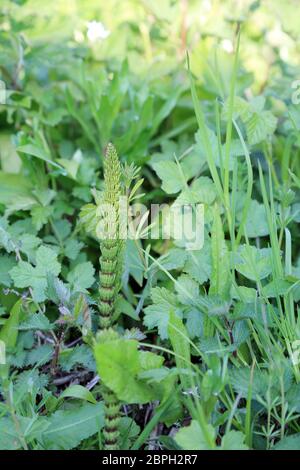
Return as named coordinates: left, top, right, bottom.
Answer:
left=98, top=143, right=123, bottom=450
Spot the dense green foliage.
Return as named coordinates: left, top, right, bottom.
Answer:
left=0, top=0, right=300, bottom=451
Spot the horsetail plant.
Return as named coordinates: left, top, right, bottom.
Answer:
left=80, top=143, right=125, bottom=450
left=97, top=143, right=124, bottom=450
left=98, top=143, right=123, bottom=330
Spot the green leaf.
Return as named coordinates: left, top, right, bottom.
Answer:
left=0, top=299, right=22, bottom=348
left=273, top=434, right=300, bottom=450
left=0, top=254, right=16, bottom=286
left=94, top=337, right=164, bottom=404
left=17, top=144, right=65, bottom=171
left=175, top=420, right=215, bottom=450
left=67, top=261, right=95, bottom=291
left=0, top=171, right=34, bottom=206
left=246, top=111, right=277, bottom=145
left=0, top=415, right=48, bottom=450
left=220, top=430, right=248, bottom=450
left=222, top=96, right=277, bottom=145
left=41, top=403, right=104, bottom=450
left=59, top=345, right=95, bottom=372
left=152, top=161, right=185, bottom=194
left=143, top=287, right=180, bottom=339
left=25, top=344, right=53, bottom=366
left=19, top=313, right=53, bottom=331
left=31, top=205, right=53, bottom=230
left=233, top=245, right=272, bottom=281
left=64, top=238, right=83, bottom=260
left=59, top=385, right=97, bottom=404
left=175, top=275, right=199, bottom=305
left=243, top=200, right=269, bottom=238
left=210, top=204, right=230, bottom=297
left=183, top=242, right=212, bottom=284
left=175, top=177, right=217, bottom=206
left=10, top=245, right=61, bottom=302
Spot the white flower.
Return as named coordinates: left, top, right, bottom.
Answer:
left=221, top=39, right=233, bottom=53
left=86, top=21, right=110, bottom=42
left=74, top=30, right=85, bottom=43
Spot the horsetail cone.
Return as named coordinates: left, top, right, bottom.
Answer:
left=99, top=143, right=123, bottom=330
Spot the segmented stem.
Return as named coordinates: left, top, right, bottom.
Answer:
left=98, top=143, right=122, bottom=450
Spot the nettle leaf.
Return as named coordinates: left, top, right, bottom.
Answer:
left=143, top=287, right=181, bottom=339
left=175, top=420, right=215, bottom=450
left=14, top=370, right=49, bottom=400
left=233, top=245, right=273, bottom=281
left=10, top=245, right=61, bottom=302
left=19, top=312, right=53, bottom=331
left=94, top=337, right=164, bottom=404
left=59, top=344, right=95, bottom=372
left=24, top=344, right=53, bottom=366
left=229, top=367, right=269, bottom=401
left=67, top=261, right=95, bottom=291
left=40, top=403, right=104, bottom=450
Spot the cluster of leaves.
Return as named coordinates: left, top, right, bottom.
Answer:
left=0, top=0, right=300, bottom=451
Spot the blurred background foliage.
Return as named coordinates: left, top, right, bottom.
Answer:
left=1, top=0, right=300, bottom=170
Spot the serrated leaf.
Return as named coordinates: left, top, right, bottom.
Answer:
left=10, top=245, right=61, bottom=302
left=183, top=242, right=212, bottom=284
left=143, top=287, right=180, bottom=339
left=25, top=344, right=53, bottom=366
left=67, top=261, right=95, bottom=291
left=19, top=313, right=53, bottom=331
left=233, top=245, right=272, bottom=281
left=152, top=161, right=185, bottom=194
